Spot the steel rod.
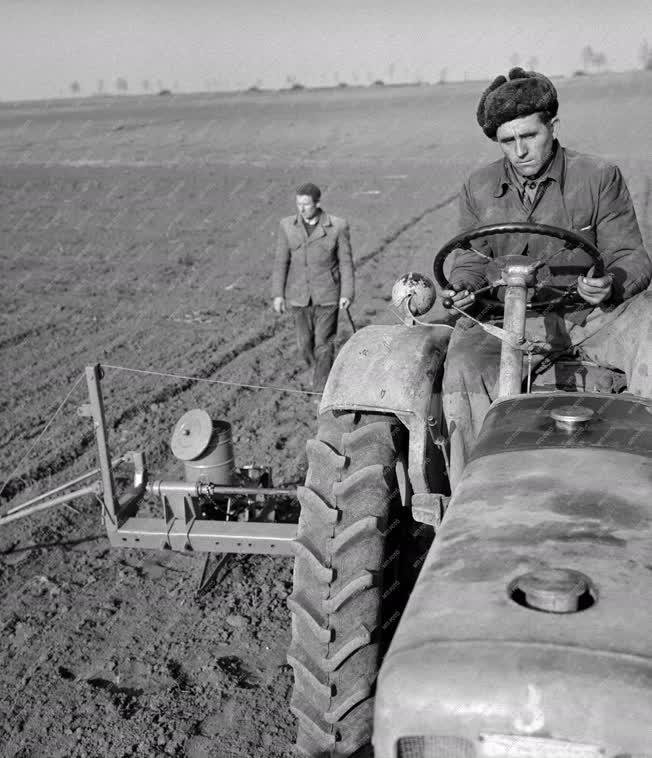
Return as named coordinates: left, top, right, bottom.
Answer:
left=0, top=485, right=98, bottom=526
left=146, top=480, right=296, bottom=498
left=7, top=456, right=127, bottom=515
left=498, top=285, right=527, bottom=398
left=86, top=365, right=118, bottom=523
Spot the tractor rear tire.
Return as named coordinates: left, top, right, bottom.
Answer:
left=289, top=410, right=405, bottom=757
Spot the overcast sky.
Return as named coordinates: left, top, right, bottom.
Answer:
left=1, top=0, right=650, bottom=100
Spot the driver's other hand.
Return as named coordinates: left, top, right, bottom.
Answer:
left=577, top=266, right=613, bottom=305
left=273, top=296, right=286, bottom=314
left=441, top=287, right=476, bottom=310
left=339, top=297, right=351, bottom=310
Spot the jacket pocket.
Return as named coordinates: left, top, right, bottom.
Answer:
left=571, top=216, right=597, bottom=245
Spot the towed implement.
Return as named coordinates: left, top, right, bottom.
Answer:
left=1, top=364, right=298, bottom=594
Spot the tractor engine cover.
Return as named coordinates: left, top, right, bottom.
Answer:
left=374, top=392, right=652, bottom=757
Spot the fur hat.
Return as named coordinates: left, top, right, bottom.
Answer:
left=477, top=67, right=558, bottom=140
left=295, top=182, right=321, bottom=202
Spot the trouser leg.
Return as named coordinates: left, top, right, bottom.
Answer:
left=312, top=305, right=339, bottom=391
left=570, top=290, right=652, bottom=398
left=292, top=305, right=315, bottom=368
left=442, top=319, right=502, bottom=491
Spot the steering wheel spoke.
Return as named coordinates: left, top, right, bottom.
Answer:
left=460, top=243, right=493, bottom=261
left=434, top=222, right=604, bottom=313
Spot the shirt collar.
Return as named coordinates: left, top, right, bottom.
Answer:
left=493, top=140, right=564, bottom=197
left=293, top=209, right=329, bottom=226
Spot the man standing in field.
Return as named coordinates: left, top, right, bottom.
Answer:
left=442, top=67, right=652, bottom=488
left=272, top=183, right=355, bottom=392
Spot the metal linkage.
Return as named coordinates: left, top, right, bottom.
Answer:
left=5, top=457, right=127, bottom=517
left=0, top=452, right=134, bottom=527
left=0, top=483, right=100, bottom=526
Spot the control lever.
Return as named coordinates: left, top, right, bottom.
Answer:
left=442, top=298, right=550, bottom=354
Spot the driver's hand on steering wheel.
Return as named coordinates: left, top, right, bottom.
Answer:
left=441, top=285, right=476, bottom=310
left=577, top=266, right=613, bottom=305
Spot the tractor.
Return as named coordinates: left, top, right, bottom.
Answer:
left=3, top=221, right=650, bottom=758
left=288, top=222, right=652, bottom=758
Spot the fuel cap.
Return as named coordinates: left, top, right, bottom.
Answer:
left=550, top=405, right=594, bottom=432
left=510, top=568, right=594, bottom=613
left=170, top=408, right=213, bottom=461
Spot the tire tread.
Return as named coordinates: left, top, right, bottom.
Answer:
left=289, top=411, right=404, bottom=757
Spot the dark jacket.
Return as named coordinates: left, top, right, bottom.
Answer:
left=272, top=211, right=355, bottom=306
left=451, top=143, right=652, bottom=304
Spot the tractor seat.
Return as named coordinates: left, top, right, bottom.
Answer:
left=530, top=356, right=627, bottom=394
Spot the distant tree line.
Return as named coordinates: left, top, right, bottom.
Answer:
left=67, top=77, right=171, bottom=96
left=66, top=43, right=652, bottom=99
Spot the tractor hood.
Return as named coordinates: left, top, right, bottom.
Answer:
left=374, top=393, right=652, bottom=757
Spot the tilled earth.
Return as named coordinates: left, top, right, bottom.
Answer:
left=1, top=73, right=651, bottom=758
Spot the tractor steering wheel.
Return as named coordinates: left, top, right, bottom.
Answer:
left=432, top=222, right=605, bottom=310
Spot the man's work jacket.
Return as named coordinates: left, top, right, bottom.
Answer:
left=450, top=143, right=652, bottom=305
left=272, top=211, right=355, bottom=307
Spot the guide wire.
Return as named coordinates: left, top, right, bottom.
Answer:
left=0, top=371, right=86, bottom=501
left=100, top=363, right=323, bottom=396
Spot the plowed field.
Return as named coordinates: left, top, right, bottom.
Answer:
left=1, top=73, right=651, bottom=757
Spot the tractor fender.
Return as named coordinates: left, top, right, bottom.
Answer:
left=321, top=323, right=452, bottom=516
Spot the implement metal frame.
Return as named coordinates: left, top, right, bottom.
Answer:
left=81, top=364, right=296, bottom=556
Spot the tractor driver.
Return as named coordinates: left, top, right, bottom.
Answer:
left=441, top=67, right=652, bottom=489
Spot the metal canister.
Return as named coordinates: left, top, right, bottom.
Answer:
left=170, top=409, right=235, bottom=484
